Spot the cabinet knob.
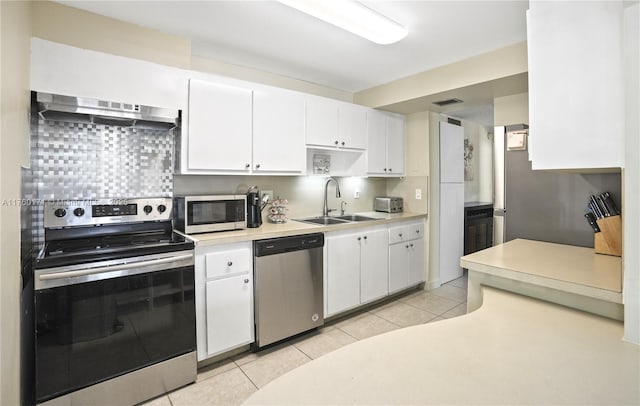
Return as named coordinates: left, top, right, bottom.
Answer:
left=363, top=236, right=367, bottom=240
left=384, top=168, right=387, bottom=172
left=255, top=164, right=261, bottom=169
left=357, top=237, right=361, bottom=241
left=335, top=140, right=339, bottom=145
left=416, top=230, right=420, bottom=234
left=389, top=168, right=392, bottom=172
left=399, top=233, right=403, bottom=237
left=406, top=244, right=410, bottom=248
left=341, top=141, right=345, bottom=146
left=244, top=278, right=250, bottom=284
left=410, top=243, right=414, bottom=247
left=245, top=163, right=250, bottom=168
left=227, top=261, right=233, bottom=266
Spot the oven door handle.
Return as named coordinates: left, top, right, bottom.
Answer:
left=38, top=254, right=193, bottom=281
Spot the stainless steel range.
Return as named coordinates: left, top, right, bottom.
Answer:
left=34, top=197, right=196, bottom=406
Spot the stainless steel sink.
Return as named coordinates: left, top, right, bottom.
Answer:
left=295, top=216, right=350, bottom=225
left=335, top=214, right=379, bottom=222
left=294, top=214, right=381, bottom=225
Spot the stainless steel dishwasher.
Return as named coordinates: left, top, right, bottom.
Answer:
left=253, top=233, right=324, bottom=349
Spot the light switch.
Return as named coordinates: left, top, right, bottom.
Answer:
left=415, top=189, right=422, bottom=200
left=354, top=189, right=360, bottom=199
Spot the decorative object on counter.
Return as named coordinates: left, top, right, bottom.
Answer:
left=313, top=153, right=331, bottom=174
left=464, top=138, right=474, bottom=181
left=268, top=198, right=289, bottom=223
left=586, top=191, right=621, bottom=256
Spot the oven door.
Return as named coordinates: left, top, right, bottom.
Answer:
left=34, top=253, right=195, bottom=403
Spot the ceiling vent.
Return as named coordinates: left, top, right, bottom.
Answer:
left=432, top=98, right=463, bottom=107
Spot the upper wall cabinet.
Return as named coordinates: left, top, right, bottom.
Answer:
left=187, top=78, right=253, bottom=173
left=185, top=78, right=306, bottom=175
left=253, top=87, right=306, bottom=174
left=527, top=1, right=624, bottom=171
left=366, top=110, right=405, bottom=176
left=306, top=96, right=367, bottom=150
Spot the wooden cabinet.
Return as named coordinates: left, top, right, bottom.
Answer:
left=325, top=225, right=389, bottom=317
left=306, top=95, right=367, bottom=150
left=388, top=220, right=425, bottom=294
left=195, top=242, right=253, bottom=360
left=253, top=87, right=306, bottom=173
left=526, top=1, right=624, bottom=170
left=187, top=78, right=252, bottom=172
left=366, top=110, right=405, bottom=176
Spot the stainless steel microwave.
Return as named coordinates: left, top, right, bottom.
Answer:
left=173, top=195, right=247, bottom=234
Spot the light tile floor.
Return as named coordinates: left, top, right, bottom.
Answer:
left=143, top=273, right=468, bottom=406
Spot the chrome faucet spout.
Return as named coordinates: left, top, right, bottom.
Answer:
left=323, top=177, right=341, bottom=216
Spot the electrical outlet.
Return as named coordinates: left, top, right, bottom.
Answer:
left=262, top=190, right=274, bottom=202
left=354, top=189, right=360, bottom=199
left=415, top=188, right=422, bottom=200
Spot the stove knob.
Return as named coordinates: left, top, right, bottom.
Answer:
left=73, top=208, right=85, bottom=217
left=54, top=208, right=67, bottom=218
left=143, top=205, right=153, bottom=215
left=157, top=204, right=167, bottom=214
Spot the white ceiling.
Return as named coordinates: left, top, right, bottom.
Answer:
left=56, top=0, right=529, bottom=94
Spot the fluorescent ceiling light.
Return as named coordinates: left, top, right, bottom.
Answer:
left=278, top=0, right=408, bottom=45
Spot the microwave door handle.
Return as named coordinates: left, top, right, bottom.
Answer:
left=39, top=254, right=193, bottom=281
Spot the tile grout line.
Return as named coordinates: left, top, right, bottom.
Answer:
left=237, top=363, right=260, bottom=391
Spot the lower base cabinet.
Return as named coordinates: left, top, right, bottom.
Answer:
left=389, top=221, right=425, bottom=294
left=195, top=242, right=254, bottom=361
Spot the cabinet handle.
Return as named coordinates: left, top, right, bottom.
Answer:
left=410, top=243, right=414, bottom=247
left=245, top=163, right=250, bottom=168
left=255, top=164, right=261, bottom=169
left=399, top=233, right=403, bottom=237
left=406, top=244, right=410, bottom=248
left=341, top=141, right=345, bottom=146
left=357, top=237, right=361, bottom=241
left=363, top=236, right=367, bottom=240
left=416, top=230, right=420, bottom=234
left=384, top=168, right=387, bottom=172
left=389, top=168, right=392, bottom=172
left=227, top=261, right=233, bottom=266
left=335, top=140, right=339, bottom=145
left=244, top=278, right=250, bottom=284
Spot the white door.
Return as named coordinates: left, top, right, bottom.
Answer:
left=205, top=274, right=253, bottom=357
left=366, top=110, right=387, bottom=174
left=407, top=238, right=425, bottom=286
left=306, top=96, right=338, bottom=147
left=338, top=102, right=367, bottom=149
left=439, top=121, right=464, bottom=183
left=439, top=183, right=464, bottom=284
left=326, top=232, right=361, bottom=316
left=386, top=115, right=405, bottom=175
left=187, top=79, right=252, bottom=172
left=388, top=243, right=408, bottom=294
left=360, top=227, right=389, bottom=303
left=253, top=88, right=305, bottom=173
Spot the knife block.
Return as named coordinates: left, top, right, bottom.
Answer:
left=594, top=215, right=622, bottom=256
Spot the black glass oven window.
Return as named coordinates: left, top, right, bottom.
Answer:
left=34, top=267, right=195, bottom=402
left=187, top=200, right=241, bottom=226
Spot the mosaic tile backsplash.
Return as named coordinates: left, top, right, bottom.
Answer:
left=30, top=118, right=175, bottom=245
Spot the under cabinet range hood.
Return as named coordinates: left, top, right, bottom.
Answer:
left=35, top=92, right=179, bottom=130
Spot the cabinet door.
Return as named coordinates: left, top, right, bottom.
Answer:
left=386, top=114, right=405, bottom=175
left=360, top=227, right=389, bottom=303
left=205, top=274, right=253, bottom=357
left=326, top=232, right=361, bottom=316
left=187, top=79, right=252, bottom=172
left=306, top=96, right=338, bottom=147
left=389, top=243, right=408, bottom=294
left=439, top=121, right=464, bottom=183
left=527, top=2, right=623, bottom=170
left=439, top=183, right=464, bottom=284
left=253, top=88, right=305, bottom=173
left=338, top=102, right=367, bottom=150
left=366, top=110, right=388, bottom=174
left=408, top=238, right=425, bottom=286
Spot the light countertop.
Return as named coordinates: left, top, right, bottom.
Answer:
left=243, top=286, right=640, bottom=405
left=187, top=211, right=427, bottom=247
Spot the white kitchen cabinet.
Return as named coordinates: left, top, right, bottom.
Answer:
left=306, top=95, right=367, bottom=150
left=325, top=225, right=389, bottom=317
left=187, top=78, right=253, bottom=172
left=366, top=110, right=405, bottom=176
left=195, top=242, right=253, bottom=361
left=253, top=87, right=306, bottom=173
left=388, top=221, right=425, bottom=294
left=527, top=1, right=624, bottom=170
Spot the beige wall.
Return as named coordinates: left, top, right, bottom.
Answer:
left=1, top=1, right=32, bottom=404
left=494, top=93, right=529, bottom=126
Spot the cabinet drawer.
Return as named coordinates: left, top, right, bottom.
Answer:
left=407, top=223, right=424, bottom=241
left=205, top=247, right=251, bottom=279
left=389, top=225, right=408, bottom=244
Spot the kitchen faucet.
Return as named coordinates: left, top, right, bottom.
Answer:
left=323, top=177, right=341, bottom=216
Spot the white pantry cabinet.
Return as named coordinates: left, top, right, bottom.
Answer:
left=187, top=78, right=253, bottom=172
left=325, top=225, right=389, bottom=317
left=306, top=96, right=367, bottom=150
left=388, top=221, right=425, bottom=293
left=195, top=242, right=254, bottom=361
left=367, top=110, right=405, bottom=176
left=527, top=1, right=624, bottom=170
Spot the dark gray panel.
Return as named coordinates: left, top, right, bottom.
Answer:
left=505, top=150, right=621, bottom=248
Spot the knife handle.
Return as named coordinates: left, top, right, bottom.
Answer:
left=585, top=212, right=601, bottom=233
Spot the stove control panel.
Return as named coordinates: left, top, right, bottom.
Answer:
left=44, top=198, right=173, bottom=228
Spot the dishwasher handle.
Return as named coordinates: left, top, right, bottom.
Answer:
left=254, top=233, right=324, bottom=257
